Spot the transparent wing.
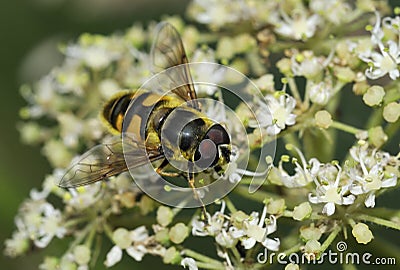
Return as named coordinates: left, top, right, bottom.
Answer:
left=58, top=141, right=163, bottom=188
left=150, top=22, right=200, bottom=110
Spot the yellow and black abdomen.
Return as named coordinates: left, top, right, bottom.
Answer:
left=102, top=90, right=185, bottom=144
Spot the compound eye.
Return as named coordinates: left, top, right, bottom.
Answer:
left=205, top=124, right=230, bottom=145
left=194, top=139, right=218, bottom=168
left=199, top=139, right=217, bottom=160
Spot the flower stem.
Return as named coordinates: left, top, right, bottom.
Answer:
left=281, top=243, right=302, bottom=256
left=195, top=261, right=225, bottom=270
left=319, top=225, right=341, bottom=256
left=287, top=77, right=302, bottom=103
left=182, top=249, right=225, bottom=267
left=330, top=121, right=362, bottom=135
left=384, top=119, right=400, bottom=145
left=64, top=222, right=93, bottom=257
left=225, top=197, right=237, bottom=213
left=355, top=214, right=400, bottom=231
left=85, top=222, right=97, bottom=247
left=234, top=186, right=280, bottom=201
left=230, top=246, right=243, bottom=265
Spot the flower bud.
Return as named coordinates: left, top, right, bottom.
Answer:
left=300, top=225, right=322, bottom=241
left=73, top=245, right=91, bottom=265
left=113, top=228, right=131, bottom=249
left=169, top=223, right=189, bottom=244
left=315, top=110, right=332, bottom=129
left=163, top=247, right=181, bottom=264
left=267, top=199, right=286, bottom=215
left=304, top=239, right=321, bottom=257
left=293, top=202, right=313, bottom=221
left=285, top=263, right=300, bottom=270
left=368, top=126, right=387, bottom=148
left=157, top=206, right=173, bottom=227
left=334, top=66, right=356, bottom=83
left=383, top=102, right=400, bottom=123
left=352, top=223, right=373, bottom=244
left=363, top=86, right=385, bottom=106
left=155, top=228, right=170, bottom=245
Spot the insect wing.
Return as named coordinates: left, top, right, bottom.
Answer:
left=150, top=22, right=200, bottom=110
left=59, top=141, right=163, bottom=188
left=58, top=142, right=128, bottom=188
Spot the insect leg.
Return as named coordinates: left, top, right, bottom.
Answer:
left=156, top=158, right=180, bottom=177
left=187, top=162, right=207, bottom=218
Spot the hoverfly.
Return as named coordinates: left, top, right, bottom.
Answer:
left=58, top=22, right=232, bottom=202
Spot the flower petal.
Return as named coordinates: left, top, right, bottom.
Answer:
left=262, top=237, right=280, bottom=251
left=364, top=193, right=376, bottom=208
left=104, top=246, right=122, bottom=267
left=322, top=202, right=335, bottom=216
left=126, top=245, right=146, bottom=261
left=181, top=257, right=198, bottom=270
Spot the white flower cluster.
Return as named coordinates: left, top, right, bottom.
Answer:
left=6, top=0, right=400, bottom=268
left=271, top=144, right=398, bottom=216
left=192, top=202, right=279, bottom=267
left=190, top=0, right=357, bottom=40
left=358, top=12, right=400, bottom=80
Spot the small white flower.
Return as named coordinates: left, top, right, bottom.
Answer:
left=181, top=257, right=198, bottom=270
left=291, top=52, right=326, bottom=78
left=104, top=226, right=149, bottom=267
left=274, top=9, right=320, bottom=40
left=308, top=164, right=355, bottom=216
left=349, top=148, right=397, bottom=208
left=359, top=12, right=400, bottom=80
left=104, top=245, right=123, bottom=267
left=310, top=0, right=352, bottom=25
left=14, top=200, right=66, bottom=249
left=4, top=230, right=29, bottom=257
left=189, top=0, right=255, bottom=28
left=309, top=81, right=332, bottom=105
left=191, top=49, right=225, bottom=96
left=34, top=203, right=66, bottom=248
left=362, top=41, right=400, bottom=80
left=66, top=45, right=120, bottom=70
left=250, top=94, right=296, bottom=135
left=215, top=229, right=237, bottom=248
left=231, top=206, right=280, bottom=251
left=65, top=182, right=103, bottom=210
left=192, top=201, right=228, bottom=237
left=277, top=146, right=320, bottom=188
left=57, top=113, right=84, bottom=148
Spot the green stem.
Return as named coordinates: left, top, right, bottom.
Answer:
left=287, top=77, right=302, bottom=102
left=234, top=186, right=280, bottom=201
left=332, top=81, right=346, bottom=96
left=64, top=216, right=91, bottom=228
left=384, top=120, right=400, bottom=145
left=355, top=214, right=400, bottom=231
left=230, top=247, right=243, bottom=265
left=365, top=107, right=383, bottom=129
left=282, top=210, right=293, bottom=218
left=182, top=249, right=224, bottom=267
left=195, top=261, right=225, bottom=270
left=85, top=222, right=97, bottom=247
left=281, top=243, right=302, bottom=256
left=330, top=121, right=363, bottom=135
left=90, top=234, right=102, bottom=268
left=63, top=222, right=93, bottom=258
left=319, top=226, right=342, bottom=256
left=225, top=197, right=237, bottom=213
left=282, top=132, right=301, bottom=151
left=103, top=222, right=114, bottom=241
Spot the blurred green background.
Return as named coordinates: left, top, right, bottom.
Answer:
left=0, top=0, right=187, bottom=269
left=1, top=1, right=399, bottom=269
